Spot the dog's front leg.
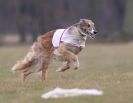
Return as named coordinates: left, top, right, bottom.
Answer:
left=54, top=47, right=80, bottom=72
left=41, top=61, right=49, bottom=81
left=73, top=55, right=80, bottom=70
left=56, top=61, right=71, bottom=72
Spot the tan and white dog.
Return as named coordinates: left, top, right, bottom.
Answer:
left=12, top=19, right=98, bottom=81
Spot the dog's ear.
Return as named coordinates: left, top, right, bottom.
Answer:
left=79, top=19, right=86, bottom=27
left=79, top=19, right=91, bottom=28
left=80, top=19, right=86, bottom=23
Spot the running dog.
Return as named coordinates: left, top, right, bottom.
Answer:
left=12, top=19, right=98, bottom=81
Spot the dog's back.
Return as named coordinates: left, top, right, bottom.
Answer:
left=38, top=31, right=55, bottom=49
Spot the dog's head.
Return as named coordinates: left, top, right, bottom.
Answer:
left=77, top=19, right=98, bottom=39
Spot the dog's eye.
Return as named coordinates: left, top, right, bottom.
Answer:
left=87, top=24, right=90, bottom=27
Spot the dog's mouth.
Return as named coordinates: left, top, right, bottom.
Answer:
left=85, top=29, right=98, bottom=39
left=88, top=33, right=96, bottom=39
left=85, top=30, right=97, bottom=39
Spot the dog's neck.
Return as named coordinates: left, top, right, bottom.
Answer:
left=78, top=29, right=87, bottom=37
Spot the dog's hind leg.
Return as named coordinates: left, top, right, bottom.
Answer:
left=22, top=71, right=32, bottom=82
left=41, top=64, right=48, bottom=81
left=41, top=53, right=52, bottom=81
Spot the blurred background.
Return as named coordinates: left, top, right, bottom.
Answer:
left=0, top=0, right=133, bottom=45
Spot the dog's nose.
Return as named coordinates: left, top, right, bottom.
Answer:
left=94, top=31, right=98, bottom=34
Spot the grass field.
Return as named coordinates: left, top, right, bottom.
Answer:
left=0, top=44, right=133, bottom=103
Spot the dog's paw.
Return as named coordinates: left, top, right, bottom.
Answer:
left=56, top=68, right=63, bottom=72
left=74, top=67, right=79, bottom=70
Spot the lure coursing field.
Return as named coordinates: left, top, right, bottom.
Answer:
left=0, top=44, right=133, bottom=103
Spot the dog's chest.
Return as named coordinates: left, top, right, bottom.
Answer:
left=52, top=29, right=87, bottom=48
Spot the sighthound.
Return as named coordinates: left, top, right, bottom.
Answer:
left=12, top=19, right=98, bottom=81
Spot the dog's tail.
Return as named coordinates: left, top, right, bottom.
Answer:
left=11, top=42, right=39, bottom=73
left=11, top=56, right=34, bottom=73
left=11, top=60, right=32, bottom=72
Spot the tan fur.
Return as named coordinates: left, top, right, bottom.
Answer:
left=54, top=43, right=81, bottom=72
left=12, top=19, right=97, bottom=81
left=12, top=31, right=54, bottom=81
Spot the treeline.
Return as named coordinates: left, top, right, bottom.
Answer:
left=0, top=0, right=133, bottom=43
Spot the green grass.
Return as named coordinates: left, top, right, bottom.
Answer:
left=0, top=44, right=133, bottom=103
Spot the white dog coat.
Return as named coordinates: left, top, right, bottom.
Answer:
left=52, top=27, right=87, bottom=48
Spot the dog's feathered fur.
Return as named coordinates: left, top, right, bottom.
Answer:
left=12, top=31, right=54, bottom=81
left=12, top=19, right=97, bottom=81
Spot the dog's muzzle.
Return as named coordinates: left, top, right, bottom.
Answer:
left=94, top=31, right=98, bottom=34
left=87, top=29, right=98, bottom=39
